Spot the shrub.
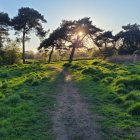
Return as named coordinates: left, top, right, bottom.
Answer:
left=128, top=103, right=140, bottom=115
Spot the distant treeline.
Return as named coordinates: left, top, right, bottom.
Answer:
left=1, top=7, right=140, bottom=65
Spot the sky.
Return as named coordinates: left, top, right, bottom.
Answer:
left=0, top=0, right=140, bottom=52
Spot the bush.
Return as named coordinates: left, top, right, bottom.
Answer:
left=128, top=103, right=140, bottom=115
left=2, top=41, right=21, bottom=65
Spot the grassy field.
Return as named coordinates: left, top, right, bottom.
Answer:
left=0, top=62, right=63, bottom=140
left=66, top=59, right=140, bottom=140
left=0, top=60, right=140, bottom=140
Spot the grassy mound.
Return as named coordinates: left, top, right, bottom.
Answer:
left=67, top=59, right=140, bottom=140
left=0, top=62, right=62, bottom=139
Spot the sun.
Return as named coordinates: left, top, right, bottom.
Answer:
left=78, top=31, right=83, bottom=37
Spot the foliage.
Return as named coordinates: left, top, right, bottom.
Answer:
left=3, top=41, right=21, bottom=65
left=115, top=23, right=140, bottom=55
left=11, top=7, right=47, bottom=63
left=0, top=12, right=10, bottom=48
left=39, top=17, right=102, bottom=63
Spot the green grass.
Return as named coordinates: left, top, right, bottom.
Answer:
left=0, top=62, right=63, bottom=140
left=1, top=59, right=140, bottom=140
left=66, top=59, right=140, bottom=140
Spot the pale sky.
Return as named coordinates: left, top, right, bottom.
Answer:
left=1, top=0, right=140, bottom=52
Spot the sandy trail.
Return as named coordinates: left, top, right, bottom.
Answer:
left=53, top=70, right=103, bottom=140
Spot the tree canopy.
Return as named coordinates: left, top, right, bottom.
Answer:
left=115, top=23, right=140, bottom=55
left=0, top=12, right=10, bottom=48
left=11, top=7, right=47, bottom=63
left=39, top=17, right=102, bottom=63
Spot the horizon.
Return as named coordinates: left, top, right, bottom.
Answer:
left=1, top=0, right=140, bottom=52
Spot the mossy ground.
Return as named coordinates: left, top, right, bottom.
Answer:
left=0, top=60, right=140, bottom=140
left=66, top=59, right=140, bottom=140
left=0, top=62, right=63, bottom=140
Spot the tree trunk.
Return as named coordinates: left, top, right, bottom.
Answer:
left=48, top=46, right=54, bottom=63
left=22, top=32, right=26, bottom=64
left=69, top=44, right=76, bottom=63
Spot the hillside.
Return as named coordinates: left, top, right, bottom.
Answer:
left=66, top=59, right=140, bottom=140
left=0, top=60, right=140, bottom=140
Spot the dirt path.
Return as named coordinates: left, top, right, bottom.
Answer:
left=53, top=70, right=103, bottom=140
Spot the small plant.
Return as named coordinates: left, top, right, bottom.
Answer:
left=128, top=103, right=140, bottom=115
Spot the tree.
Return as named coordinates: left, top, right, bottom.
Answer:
left=11, top=7, right=47, bottom=63
left=39, top=27, right=67, bottom=63
left=115, top=23, right=140, bottom=55
left=94, top=31, right=116, bottom=59
left=39, top=17, right=102, bottom=63
left=0, top=12, right=10, bottom=65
